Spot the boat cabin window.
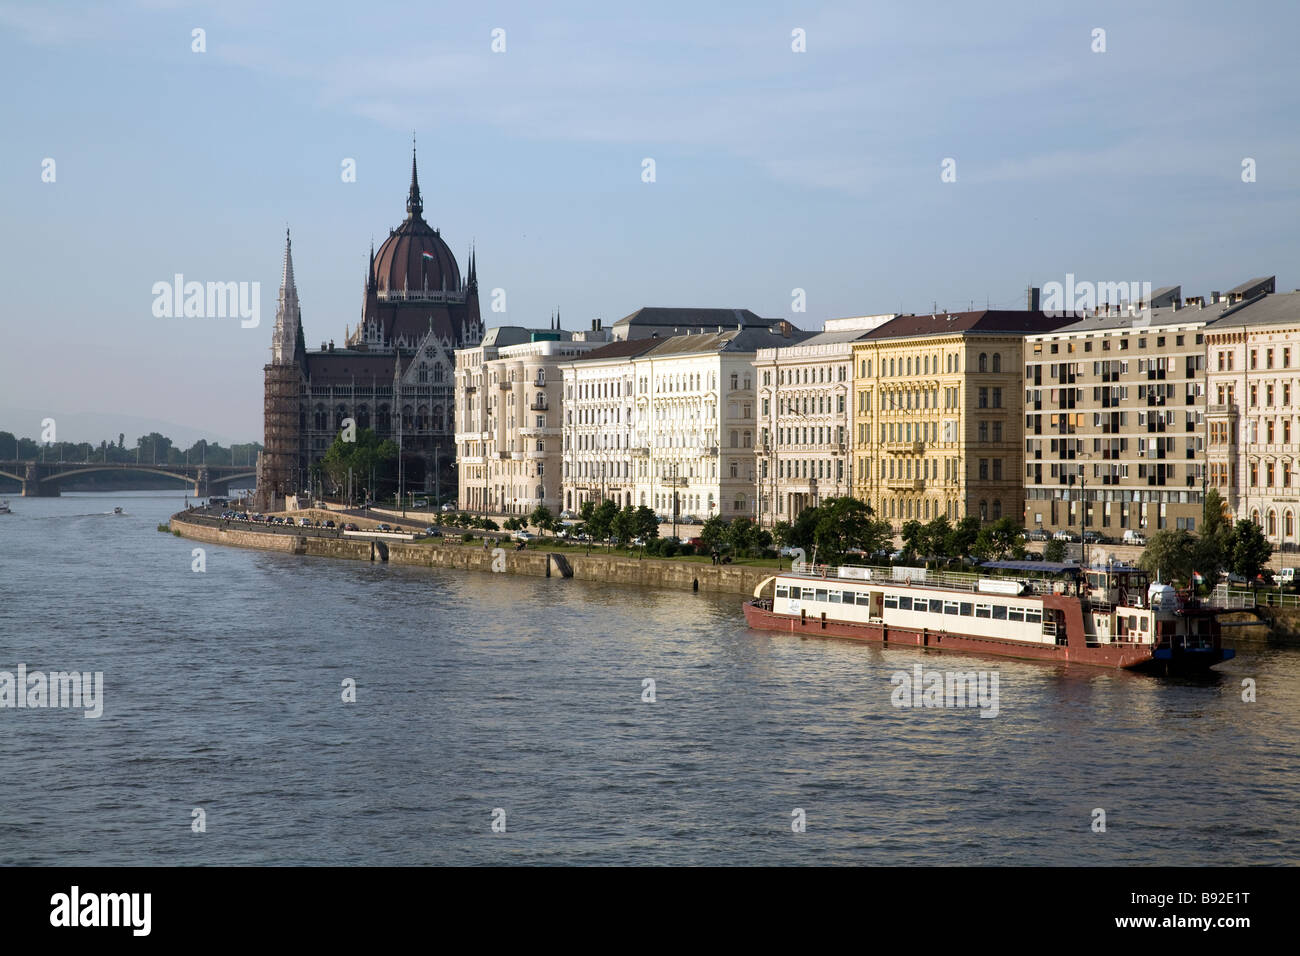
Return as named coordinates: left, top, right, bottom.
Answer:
left=775, top=586, right=789, bottom=599
left=829, top=590, right=842, bottom=604
left=1128, top=615, right=1138, bottom=630
left=960, top=602, right=973, bottom=616
left=1025, top=610, right=1042, bottom=624
left=815, top=589, right=828, bottom=602
left=1008, top=607, right=1024, bottom=622
left=884, top=595, right=899, bottom=609
left=944, top=601, right=959, bottom=615
left=927, top=599, right=942, bottom=613
left=975, top=604, right=992, bottom=619
left=992, top=605, right=1008, bottom=620
left=856, top=592, right=872, bottom=606
left=1140, top=617, right=1149, bottom=631
left=898, top=596, right=913, bottom=610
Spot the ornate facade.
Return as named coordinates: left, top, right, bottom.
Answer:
left=257, top=148, right=483, bottom=509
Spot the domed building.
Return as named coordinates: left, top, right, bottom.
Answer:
left=257, top=147, right=483, bottom=510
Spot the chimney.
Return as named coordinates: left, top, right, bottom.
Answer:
left=1028, top=286, right=1040, bottom=311
left=1211, top=291, right=1221, bottom=304
left=591, top=319, right=597, bottom=331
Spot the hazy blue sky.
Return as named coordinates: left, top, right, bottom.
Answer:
left=3, top=0, right=1298, bottom=443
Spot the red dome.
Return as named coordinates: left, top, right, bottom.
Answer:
left=371, top=148, right=461, bottom=296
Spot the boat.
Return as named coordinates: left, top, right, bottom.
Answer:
left=0, top=500, right=11, bottom=514
left=112, top=507, right=123, bottom=515
left=744, top=559, right=1234, bottom=673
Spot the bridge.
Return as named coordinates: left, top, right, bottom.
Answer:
left=0, top=460, right=256, bottom=497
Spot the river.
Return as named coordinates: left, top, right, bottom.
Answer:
left=0, top=491, right=1296, bottom=864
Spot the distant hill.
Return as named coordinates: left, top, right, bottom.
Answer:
left=0, top=407, right=253, bottom=448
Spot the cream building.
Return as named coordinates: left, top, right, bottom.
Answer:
left=852, top=310, right=1069, bottom=529
left=558, top=338, right=659, bottom=513
left=561, top=325, right=810, bottom=521
left=455, top=324, right=608, bottom=515
left=752, top=315, right=895, bottom=524
left=1204, top=285, right=1300, bottom=551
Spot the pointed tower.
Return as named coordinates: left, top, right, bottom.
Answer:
left=259, top=227, right=304, bottom=510
left=406, top=143, right=422, bottom=219
left=272, top=228, right=301, bottom=365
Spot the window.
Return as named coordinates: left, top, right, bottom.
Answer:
left=978, top=353, right=988, bottom=372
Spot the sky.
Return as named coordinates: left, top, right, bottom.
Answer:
left=3, top=0, right=1299, bottom=444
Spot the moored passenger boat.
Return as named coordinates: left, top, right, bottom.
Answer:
left=743, top=560, right=1233, bottom=672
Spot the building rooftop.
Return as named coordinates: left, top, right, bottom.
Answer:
left=1205, top=290, right=1300, bottom=331
left=865, top=310, right=1075, bottom=340
left=642, top=326, right=814, bottom=357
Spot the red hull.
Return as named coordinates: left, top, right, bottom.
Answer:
left=741, top=601, right=1156, bottom=669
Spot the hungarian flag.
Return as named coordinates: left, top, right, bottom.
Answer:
left=421, top=252, right=436, bottom=262
left=1192, top=571, right=1204, bottom=585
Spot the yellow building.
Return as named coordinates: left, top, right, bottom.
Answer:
left=851, top=311, right=1068, bottom=529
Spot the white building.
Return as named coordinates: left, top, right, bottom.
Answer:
left=456, top=323, right=608, bottom=515
left=752, top=314, right=895, bottom=524
left=1205, top=285, right=1300, bottom=551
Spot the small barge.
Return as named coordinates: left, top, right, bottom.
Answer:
left=744, top=560, right=1233, bottom=673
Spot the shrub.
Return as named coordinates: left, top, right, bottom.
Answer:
left=661, top=540, right=680, bottom=558
left=677, top=543, right=695, bottom=557
left=461, top=532, right=473, bottom=543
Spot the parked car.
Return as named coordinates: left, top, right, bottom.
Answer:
left=341, top=522, right=359, bottom=532
left=1053, top=530, right=1079, bottom=542
left=1082, top=530, right=1105, bottom=543
left=425, top=526, right=442, bottom=537
left=376, top=523, right=392, bottom=532
left=298, top=517, right=312, bottom=527
left=1024, top=551, right=1045, bottom=562
left=1025, top=528, right=1049, bottom=542
left=512, top=531, right=535, bottom=542
left=324, top=520, right=335, bottom=529
left=778, top=546, right=802, bottom=557
left=1122, top=530, right=1146, bottom=546
left=631, top=536, right=646, bottom=547
left=688, top=537, right=704, bottom=548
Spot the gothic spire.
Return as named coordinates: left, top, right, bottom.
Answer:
left=406, top=137, right=423, bottom=218
left=272, top=227, right=300, bottom=365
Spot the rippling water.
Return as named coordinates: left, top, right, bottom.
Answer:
left=0, top=491, right=1296, bottom=865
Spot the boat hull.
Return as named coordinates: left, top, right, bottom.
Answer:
left=741, top=600, right=1230, bottom=671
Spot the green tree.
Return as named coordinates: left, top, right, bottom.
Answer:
left=922, top=515, right=953, bottom=562
left=1226, top=519, right=1273, bottom=583
left=900, top=520, right=925, bottom=561
left=1192, top=488, right=1233, bottom=587
left=947, top=516, right=980, bottom=559
left=611, top=505, right=639, bottom=546
left=319, top=428, right=398, bottom=503
left=1138, top=529, right=1197, bottom=585
left=579, top=500, right=596, bottom=524
left=987, top=517, right=1024, bottom=560
left=529, top=505, right=554, bottom=536
left=634, top=505, right=660, bottom=540
left=771, top=520, right=792, bottom=550
left=813, top=497, right=891, bottom=562
left=699, top=514, right=729, bottom=552
left=1044, top=539, right=1067, bottom=563
left=587, top=500, right=619, bottom=544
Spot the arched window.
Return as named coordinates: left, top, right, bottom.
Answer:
left=1268, top=510, right=1278, bottom=536
left=1286, top=510, right=1294, bottom=538
left=433, top=365, right=443, bottom=383
left=335, top=405, right=348, bottom=429
left=992, top=353, right=1002, bottom=373
left=314, top=405, right=327, bottom=430
left=356, top=405, right=370, bottom=430
left=993, top=499, right=1002, bottom=519
left=979, top=500, right=989, bottom=521
left=979, top=353, right=988, bottom=373
left=418, top=363, right=428, bottom=383
left=377, top=405, right=391, bottom=434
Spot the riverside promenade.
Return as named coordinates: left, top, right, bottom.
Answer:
left=168, top=509, right=774, bottom=597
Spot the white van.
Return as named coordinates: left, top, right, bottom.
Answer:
left=1122, top=529, right=1146, bottom=546
left=1280, top=567, right=1296, bottom=585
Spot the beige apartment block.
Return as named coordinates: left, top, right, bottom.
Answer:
left=1023, top=303, right=1212, bottom=538
left=455, top=324, right=608, bottom=515
left=752, top=315, right=894, bottom=525
left=1205, top=286, right=1300, bottom=551
left=852, top=311, right=1069, bottom=529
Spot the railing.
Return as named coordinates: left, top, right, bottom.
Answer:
left=376, top=289, right=468, bottom=304
left=1207, top=585, right=1255, bottom=609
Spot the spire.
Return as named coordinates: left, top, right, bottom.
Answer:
left=406, top=136, right=423, bottom=218
left=272, top=227, right=300, bottom=365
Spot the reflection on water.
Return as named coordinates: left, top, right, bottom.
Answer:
left=0, top=492, right=1296, bottom=864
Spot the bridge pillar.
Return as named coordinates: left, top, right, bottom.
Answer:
left=194, top=466, right=210, bottom=498
left=22, top=463, right=59, bottom=497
